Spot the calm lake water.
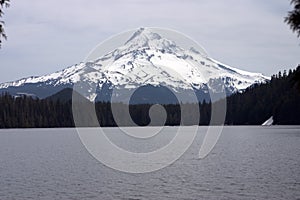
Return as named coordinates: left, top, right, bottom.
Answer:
left=0, top=126, right=299, bottom=200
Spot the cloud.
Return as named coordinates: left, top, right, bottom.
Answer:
left=0, top=0, right=299, bottom=82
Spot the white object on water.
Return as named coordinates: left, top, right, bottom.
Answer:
left=262, top=116, right=273, bottom=126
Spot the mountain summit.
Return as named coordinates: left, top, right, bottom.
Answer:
left=0, top=27, right=269, bottom=103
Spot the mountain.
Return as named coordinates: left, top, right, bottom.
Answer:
left=1, top=66, right=298, bottom=128
left=0, top=27, right=269, bottom=103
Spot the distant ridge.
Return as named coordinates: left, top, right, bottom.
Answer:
left=46, top=88, right=89, bottom=103
left=46, top=88, right=74, bottom=103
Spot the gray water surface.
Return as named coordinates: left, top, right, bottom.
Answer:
left=0, top=126, right=299, bottom=200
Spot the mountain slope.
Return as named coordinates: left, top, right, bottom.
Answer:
left=0, top=28, right=269, bottom=103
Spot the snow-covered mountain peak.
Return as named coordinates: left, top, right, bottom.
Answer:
left=125, top=27, right=162, bottom=45
left=0, top=27, right=269, bottom=102
left=114, top=27, right=180, bottom=57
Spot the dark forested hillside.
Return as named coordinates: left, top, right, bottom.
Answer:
left=225, top=66, right=300, bottom=125
left=0, top=93, right=74, bottom=128
left=0, top=66, right=299, bottom=128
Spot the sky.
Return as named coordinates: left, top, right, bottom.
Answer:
left=0, top=0, right=299, bottom=83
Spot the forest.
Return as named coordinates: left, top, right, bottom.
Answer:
left=0, top=66, right=299, bottom=128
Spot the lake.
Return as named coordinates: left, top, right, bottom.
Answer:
left=0, top=126, right=299, bottom=199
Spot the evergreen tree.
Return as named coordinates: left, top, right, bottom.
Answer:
left=0, top=0, right=9, bottom=48
left=285, top=0, right=300, bottom=37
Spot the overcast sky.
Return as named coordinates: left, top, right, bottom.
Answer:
left=0, top=0, right=299, bottom=83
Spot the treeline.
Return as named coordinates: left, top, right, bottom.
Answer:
left=225, top=66, right=300, bottom=125
left=0, top=94, right=74, bottom=128
left=0, top=95, right=209, bottom=128
left=0, top=66, right=299, bottom=128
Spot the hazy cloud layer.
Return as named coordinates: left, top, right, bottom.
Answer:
left=0, top=0, right=299, bottom=82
